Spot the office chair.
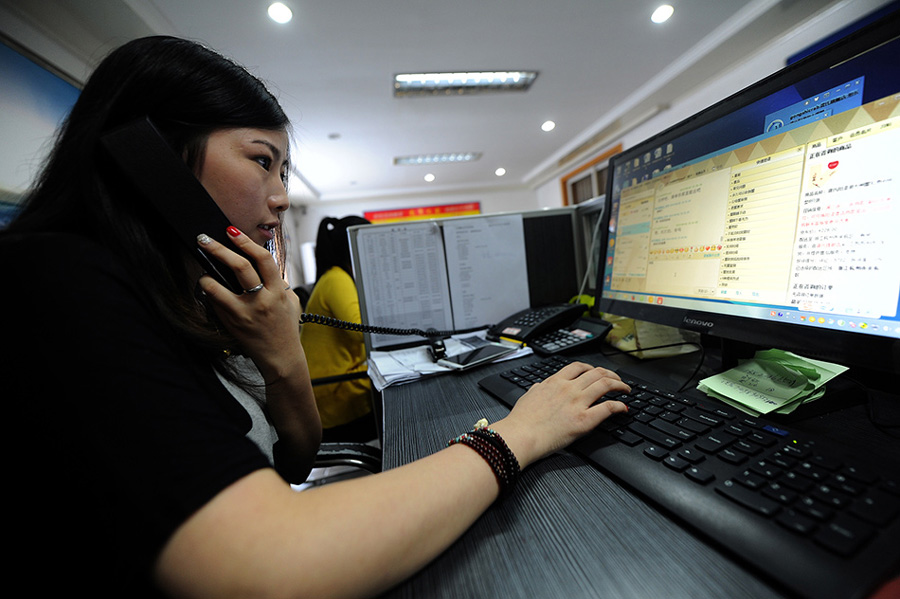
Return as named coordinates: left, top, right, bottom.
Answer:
left=310, top=370, right=382, bottom=485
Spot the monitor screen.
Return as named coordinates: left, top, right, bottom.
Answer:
left=349, top=207, right=582, bottom=351
left=596, top=11, right=900, bottom=374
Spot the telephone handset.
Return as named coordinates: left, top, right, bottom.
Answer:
left=101, top=116, right=250, bottom=295
left=486, top=303, right=611, bottom=356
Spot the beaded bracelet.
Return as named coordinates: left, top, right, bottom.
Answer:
left=448, top=419, right=521, bottom=497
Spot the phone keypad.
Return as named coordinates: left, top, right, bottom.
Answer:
left=530, top=328, right=594, bottom=354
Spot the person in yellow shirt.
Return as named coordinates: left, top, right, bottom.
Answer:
left=301, top=215, right=376, bottom=441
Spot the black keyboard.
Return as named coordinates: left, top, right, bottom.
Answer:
left=478, top=355, right=900, bottom=599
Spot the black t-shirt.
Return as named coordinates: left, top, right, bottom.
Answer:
left=2, top=232, right=272, bottom=596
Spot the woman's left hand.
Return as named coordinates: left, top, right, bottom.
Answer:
left=197, top=226, right=321, bottom=481
left=196, top=226, right=303, bottom=383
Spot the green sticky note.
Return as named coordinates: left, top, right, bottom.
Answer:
left=753, top=349, right=848, bottom=390
left=700, top=359, right=809, bottom=414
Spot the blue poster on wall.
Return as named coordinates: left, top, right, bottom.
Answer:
left=0, top=41, right=80, bottom=227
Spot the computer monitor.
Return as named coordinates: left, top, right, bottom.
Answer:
left=596, top=10, right=900, bottom=376
left=349, top=206, right=583, bottom=351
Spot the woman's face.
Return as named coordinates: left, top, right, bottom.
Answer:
left=196, top=128, right=290, bottom=247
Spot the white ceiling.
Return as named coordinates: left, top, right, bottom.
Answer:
left=0, top=0, right=884, bottom=203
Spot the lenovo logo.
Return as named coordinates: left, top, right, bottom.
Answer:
left=682, top=316, right=714, bottom=330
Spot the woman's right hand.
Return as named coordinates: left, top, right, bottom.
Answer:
left=489, top=362, right=631, bottom=469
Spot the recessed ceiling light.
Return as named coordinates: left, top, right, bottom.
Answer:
left=394, top=152, right=482, bottom=166
left=541, top=120, right=556, bottom=132
left=495, top=167, right=507, bottom=177
left=268, top=2, right=293, bottom=24
left=651, top=5, right=674, bottom=24
left=424, top=173, right=436, bottom=182
left=393, top=71, right=538, bottom=97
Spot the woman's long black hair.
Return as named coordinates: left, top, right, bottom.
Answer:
left=6, top=36, right=291, bottom=366
left=314, top=216, right=370, bottom=281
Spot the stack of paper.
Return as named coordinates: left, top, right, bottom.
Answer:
left=698, top=349, right=848, bottom=416
left=367, top=334, right=531, bottom=391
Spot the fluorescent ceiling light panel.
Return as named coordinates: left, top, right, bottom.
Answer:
left=394, top=71, right=538, bottom=96
left=394, top=152, right=482, bottom=166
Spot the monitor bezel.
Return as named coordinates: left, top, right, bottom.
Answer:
left=595, top=11, right=900, bottom=374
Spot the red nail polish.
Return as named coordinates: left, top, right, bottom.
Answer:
left=227, top=226, right=242, bottom=237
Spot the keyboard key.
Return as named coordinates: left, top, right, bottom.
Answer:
left=676, top=417, right=709, bottom=435
left=811, top=454, right=842, bottom=471
left=739, top=417, right=765, bottom=429
left=747, top=432, right=778, bottom=447
left=795, top=496, right=834, bottom=522
left=725, top=423, right=751, bottom=437
left=717, top=480, right=781, bottom=516
left=683, top=407, right=722, bottom=427
left=843, top=464, right=879, bottom=485
left=734, top=440, right=762, bottom=455
left=717, top=448, right=747, bottom=465
left=685, top=466, right=715, bottom=485
left=736, top=471, right=768, bottom=490
left=768, top=452, right=798, bottom=470
left=644, top=445, right=668, bottom=460
left=814, top=514, right=874, bottom=557
left=664, top=455, right=690, bottom=472
left=749, top=459, right=783, bottom=479
left=650, top=418, right=695, bottom=441
left=850, top=490, right=900, bottom=526
left=660, top=411, right=682, bottom=423
left=696, top=432, right=737, bottom=454
left=831, top=473, right=864, bottom=496
left=812, top=484, right=850, bottom=509
left=763, top=424, right=790, bottom=437
left=762, top=482, right=798, bottom=505
left=677, top=447, right=705, bottom=464
left=779, top=471, right=814, bottom=493
left=628, top=422, right=681, bottom=449
left=613, top=429, right=643, bottom=447
left=776, top=509, right=817, bottom=535
left=796, top=461, right=830, bottom=482
left=781, top=443, right=810, bottom=459
left=634, top=412, right=656, bottom=424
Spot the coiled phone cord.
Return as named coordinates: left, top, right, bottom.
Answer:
left=299, top=313, right=490, bottom=339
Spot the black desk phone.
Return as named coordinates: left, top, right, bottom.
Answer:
left=486, top=304, right=611, bottom=356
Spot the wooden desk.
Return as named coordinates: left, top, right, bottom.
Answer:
left=378, top=348, right=900, bottom=598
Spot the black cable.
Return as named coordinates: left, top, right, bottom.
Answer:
left=677, top=343, right=707, bottom=393
left=600, top=341, right=706, bottom=393
left=299, top=312, right=490, bottom=339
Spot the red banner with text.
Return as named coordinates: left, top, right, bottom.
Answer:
left=364, top=202, right=481, bottom=223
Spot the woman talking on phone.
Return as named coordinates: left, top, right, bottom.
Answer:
left=1, top=36, right=629, bottom=597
